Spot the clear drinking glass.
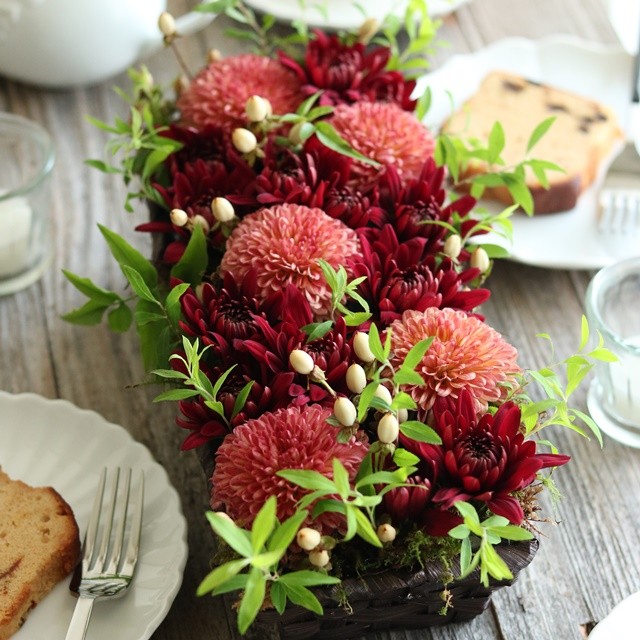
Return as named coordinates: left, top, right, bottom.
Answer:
left=586, top=257, right=640, bottom=447
left=0, top=112, right=55, bottom=295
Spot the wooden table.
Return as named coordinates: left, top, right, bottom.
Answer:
left=1, top=1, right=638, bottom=638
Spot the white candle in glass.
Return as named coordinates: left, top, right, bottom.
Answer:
left=0, top=195, right=32, bottom=277
left=607, top=336, right=640, bottom=425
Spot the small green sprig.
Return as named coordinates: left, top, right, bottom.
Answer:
left=435, top=118, right=564, bottom=216
left=198, top=497, right=340, bottom=634
left=153, top=335, right=254, bottom=426
left=86, top=67, right=179, bottom=212
left=317, top=259, right=371, bottom=326
left=448, top=502, right=534, bottom=587
left=518, top=315, right=615, bottom=444
left=278, top=458, right=413, bottom=549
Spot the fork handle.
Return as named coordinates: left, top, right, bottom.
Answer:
left=64, top=596, right=95, bottom=640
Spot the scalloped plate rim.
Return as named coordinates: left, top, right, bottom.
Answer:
left=0, top=391, right=188, bottom=640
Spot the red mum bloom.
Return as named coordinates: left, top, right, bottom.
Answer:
left=210, top=405, right=368, bottom=532
left=390, top=308, right=521, bottom=411
left=177, top=54, right=304, bottom=132
left=278, top=30, right=416, bottom=110
left=220, top=203, right=361, bottom=318
left=351, top=225, right=490, bottom=326
left=424, top=389, right=570, bottom=524
left=329, top=102, right=435, bottom=186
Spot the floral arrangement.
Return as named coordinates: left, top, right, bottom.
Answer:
left=63, top=1, right=609, bottom=635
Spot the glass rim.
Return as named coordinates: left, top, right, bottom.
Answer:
left=586, top=256, right=640, bottom=354
left=0, top=112, right=55, bottom=201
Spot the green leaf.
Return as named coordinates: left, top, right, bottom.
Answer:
left=62, top=270, right=120, bottom=304
left=454, top=501, right=480, bottom=525
left=136, top=305, right=171, bottom=371
left=151, top=368, right=187, bottom=380
left=392, top=447, right=420, bottom=468
left=390, top=391, right=417, bottom=411
left=61, top=299, right=111, bottom=326
left=197, top=558, right=250, bottom=596
left=267, top=510, right=308, bottom=555
left=302, top=320, right=334, bottom=342
left=279, top=571, right=341, bottom=587
left=448, top=524, right=470, bottom=539
left=415, top=86, right=432, bottom=121
left=460, top=536, right=472, bottom=575
left=487, top=121, right=505, bottom=164
left=107, top=303, right=133, bottom=332
left=402, top=337, right=433, bottom=371
left=121, top=265, right=159, bottom=304
left=393, top=368, right=424, bottom=386
left=332, top=459, right=350, bottom=499
left=98, top=224, right=157, bottom=288
left=355, top=469, right=408, bottom=488
left=367, top=323, right=385, bottom=362
left=354, top=508, right=383, bottom=547
left=357, top=381, right=379, bottom=422
left=277, top=469, right=337, bottom=494
left=399, top=420, right=442, bottom=444
left=270, top=581, right=286, bottom=614
left=526, top=116, right=556, bottom=153
left=489, top=525, right=534, bottom=541
left=343, top=311, right=372, bottom=326
left=251, top=496, right=277, bottom=553
left=165, top=283, right=190, bottom=329
left=231, top=380, right=254, bottom=419
left=153, top=388, right=200, bottom=402
left=170, top=226, right=208, bottom=286
left=237, top=567, right=267, bottom=635
left=314, top=121, right=380, bottom=167
left=206, top=511, right=253, bottom=558
left=281, top=583, right=323, bottom=615
left=211, top=573, right=249, bottom=596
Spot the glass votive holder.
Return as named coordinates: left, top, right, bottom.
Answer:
left=0, top=112, right=55, bottom=296
left=586, top=256, right=640, bottom=448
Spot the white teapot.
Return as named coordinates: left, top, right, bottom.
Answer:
left=0, top=0, right=216, bottom=88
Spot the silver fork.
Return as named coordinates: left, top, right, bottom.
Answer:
left=598, top=39, right=640, bottom=245
left=65, top=467, right=144, bottom=640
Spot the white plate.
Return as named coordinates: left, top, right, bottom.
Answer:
left=245, top=0, right=470, bottom=31
left=588, top=590, right=640, bottom=639
left=416, top=36, right=635, bottom=270
left=0, top=391, right=188, bottom=640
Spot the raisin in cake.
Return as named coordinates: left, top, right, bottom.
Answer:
left=0, top=470, right=81, bottom=639
left=440, top=70, right=623, bottom=213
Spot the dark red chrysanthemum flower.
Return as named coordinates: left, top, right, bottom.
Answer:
left=383, top=476, right=433, bottom=523
left=210, top=405, right=368, bottom=531
left=177, top=54, right=304, bottom=132
left=239, top=286, right=355, bottom=405
left=351, top=225, right=490, bottom=326
left=381, top=158, right=478, bottom=254
left=278, top=29, right=416, bottom=110
left=403, top=389, right=570, bottom=527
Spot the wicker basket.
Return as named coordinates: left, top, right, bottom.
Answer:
left=252, top=539, right=538, bottom=639
left=197, top=444, right=538, bottom=640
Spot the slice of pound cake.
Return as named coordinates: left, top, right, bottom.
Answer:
left=440, top=70, right=623, bottom=213
left=0, top=469, right=81, bottom=640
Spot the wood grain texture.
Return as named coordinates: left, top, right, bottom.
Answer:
left=1, top=1, right=638, bottom=639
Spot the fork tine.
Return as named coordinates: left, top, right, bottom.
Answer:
left=121, top=471, right=144, bottom=578
left=82, top=467, right=107, bottom=571
left=93, top=468, right=120, bottom=572
left=105, top=468, right=131, bottom=576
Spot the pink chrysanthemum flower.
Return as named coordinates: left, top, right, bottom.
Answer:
left=177, top=54, right=303, bottom=132
left=329, top=102, right=435, bottom=184
left=210, top=405, right=368, bottom=532
left=390, top=308, right=521, bottom=411
left=220, top=203, right=361, bottom=317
